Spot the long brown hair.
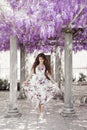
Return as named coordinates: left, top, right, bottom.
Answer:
left=32, top=53, right=51, bottom=79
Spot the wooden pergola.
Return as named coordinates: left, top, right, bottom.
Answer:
left=5, top=27, right=77, bottom=117
left=1, top=1, right=86, bottom=117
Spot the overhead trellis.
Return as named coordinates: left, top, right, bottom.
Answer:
left=0, top=0, right=87, bottom=52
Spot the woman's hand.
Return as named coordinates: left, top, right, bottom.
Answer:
left=54, top=82, right=58, bottom=87
left=23, top=81, right=29, bottom=85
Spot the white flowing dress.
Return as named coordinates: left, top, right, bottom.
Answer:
left=22, top=65, right=61, bottom=107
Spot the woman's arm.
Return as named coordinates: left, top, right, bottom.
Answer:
left=46, top=70, right=56, bottom=84
left=24, top=69, right=34, bottom=82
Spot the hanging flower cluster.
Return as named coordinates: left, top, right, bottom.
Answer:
left=0, top=0, right=87, bottom=52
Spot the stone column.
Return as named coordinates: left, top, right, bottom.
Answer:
left=62, top=28, right=75, bottom=115
left=55, top=46, right=61, bottom=88
left=20, top=44, right=25, bottom=85
left=18, top=44, right=26, bottom=99
left=51, top=51, right=55, bottom=79
left=5, top=35, right=21, bottom=117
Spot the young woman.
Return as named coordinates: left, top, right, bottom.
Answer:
left=22, top=53, right=61, bottom=119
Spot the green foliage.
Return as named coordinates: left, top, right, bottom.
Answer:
left=78, top=73, right=87, bottom=82
left=72, top=77, right=76, bottom=82
left=0, top=79, right=9, bottom=90
left=0, top=79, right=20, bottom=91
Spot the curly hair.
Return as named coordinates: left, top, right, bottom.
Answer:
left=32, top=53, right=51, bottom=79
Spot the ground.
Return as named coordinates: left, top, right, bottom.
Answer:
left=0, top=85, right=87, bottom=130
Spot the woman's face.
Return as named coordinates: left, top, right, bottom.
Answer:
left=39, top=57, right=44, bottom=64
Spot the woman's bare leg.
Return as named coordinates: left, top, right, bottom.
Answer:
left=40, top=104, right=44, bottom=113
left=39, top=104, right=44, bottom=119
left=38, top=103, right=41, bottom=112
left=38, top=103, right=44, bottom=112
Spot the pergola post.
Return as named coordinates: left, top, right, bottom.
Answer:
left=62, top=28, right=75, bottom=115
left=55, top=46, right=61, bottom=88
left=5, top=35, right=21, bottom=117
left=51, top=51, right=55, bottom=79
left=18, top=44, right=26, bottom=99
